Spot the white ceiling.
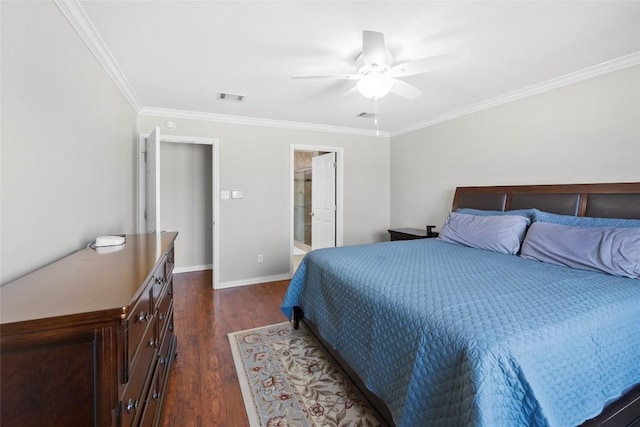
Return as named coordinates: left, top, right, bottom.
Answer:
left=76, top=1, right=640, bottom=136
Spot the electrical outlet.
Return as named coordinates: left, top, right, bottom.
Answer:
left=257, top=254, right=263, bottom=263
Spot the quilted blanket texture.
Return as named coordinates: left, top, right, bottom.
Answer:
left=281, top=239, right=640, bottom=427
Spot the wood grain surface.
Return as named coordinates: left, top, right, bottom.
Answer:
left=160, top=270, right=289, bottom=426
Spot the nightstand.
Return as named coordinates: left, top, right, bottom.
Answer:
left=388, top=226, right=439, bottom=241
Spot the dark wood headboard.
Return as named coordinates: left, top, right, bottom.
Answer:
left=452, top=182, right=640, bottom=220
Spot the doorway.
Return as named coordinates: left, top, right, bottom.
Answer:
left=290, top=145, right=343, bottom=276
left=138, top=129, right=220, bottom=288
left=293, top=168, right=312, bottom=252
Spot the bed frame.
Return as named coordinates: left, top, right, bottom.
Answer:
left=294, top=182, right=640, bottom=427
left=452, top=182, right=640, bottom=219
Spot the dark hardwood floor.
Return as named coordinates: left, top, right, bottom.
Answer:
left=161, top=270, right=290, bottom=426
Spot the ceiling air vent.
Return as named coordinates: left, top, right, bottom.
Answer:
left=356, top=112, right=377, bottom=119
left=217, top=92, right=245, bottom=102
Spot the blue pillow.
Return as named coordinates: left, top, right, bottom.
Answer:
left=533, top=209, right=640, bottom=228
left=456, top=208, right=536, bottom=220
left=521, top=222, right=640, bottom=279
left=439, top=212, right=531, bottom=255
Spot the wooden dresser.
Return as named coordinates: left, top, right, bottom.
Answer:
left=0, top=232, right=178, bottom=426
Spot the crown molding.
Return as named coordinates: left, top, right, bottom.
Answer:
left=139, top=107, right=391, bottom=138
left=390, top=51, right=640, bottom=137
left=54, top=0, right=142, bottom=112
left=54, top=0, right=636, bottom=139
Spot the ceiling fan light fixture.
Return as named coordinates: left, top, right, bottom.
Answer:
left=356, top=72, right=394, bottom=99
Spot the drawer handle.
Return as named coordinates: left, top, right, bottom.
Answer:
left=137, top=312, right=150, bottom=323
left=158, top=313, right=165, bottom=322
left=152, top=390, right=160, bottom=401
left=159, top=356, right=165, bottom=366
left=126, top=398, right=139, bottom=413
left=149, top=338, right=159, bottom=348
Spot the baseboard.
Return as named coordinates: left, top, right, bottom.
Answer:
left=218, top=274, right=291, bottom=289
left=173, top=264, right=213, bottom=274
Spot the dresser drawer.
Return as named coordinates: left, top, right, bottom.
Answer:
left=165, top=245, right=175, bottom=278
left=121, top=320, right=156, bottom=427
left=157, top=310, right=174, bottom=391
left=151, top=262, right=167, bottom=311
left=138, top=366, right=162, bottom=427
left=126, top=290, right=153, bottom=376
left=158, top=281, right=173, bottom=335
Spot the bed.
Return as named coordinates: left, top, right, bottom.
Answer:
left=282, top=183, right=640, bottom=427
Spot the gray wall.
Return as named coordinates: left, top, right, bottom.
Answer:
left=137, top=116, right=391, bottom=285
left=3, top=0, right=638, bottom=288
left=1, top=1, right=138, bottom=284
left=160, top=142, right=212, bottom=270
left=390, top=66, right=640, bottom=231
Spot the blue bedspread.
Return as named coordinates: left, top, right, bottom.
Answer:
left=282, top=239, right=640, bottom=427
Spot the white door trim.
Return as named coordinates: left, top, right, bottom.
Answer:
left=289, top=145, right=344, bottom=276
left=138, top=133, right=220, bottom=289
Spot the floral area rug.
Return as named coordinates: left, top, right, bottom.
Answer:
left=228, top=322, right=385, bottom=427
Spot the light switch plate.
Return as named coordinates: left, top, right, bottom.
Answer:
left=231, top=190, right=243, bottom=199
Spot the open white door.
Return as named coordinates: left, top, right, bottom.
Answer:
left=145, top=127, right=161, bottom=232
left=311, top=152, right=336, bottom=249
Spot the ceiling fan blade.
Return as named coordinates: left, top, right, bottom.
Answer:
left=292, top=74, right=360, bottom=80
left=362, top=30, right=387, bottom=66
left=340, top=85, right=359, bottom=99
left=389, top=49, right=470, bottom=78
left=389, top=79, right=422, bottom=100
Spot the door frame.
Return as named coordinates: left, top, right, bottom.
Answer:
left=144, top=127, right=160, bottom=233
left=289, top=145, right=344, bottom=276
left=138, top=133, right=220, bottom=289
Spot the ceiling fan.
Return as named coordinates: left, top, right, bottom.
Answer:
left=292, top=30, right=469, bottom=100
